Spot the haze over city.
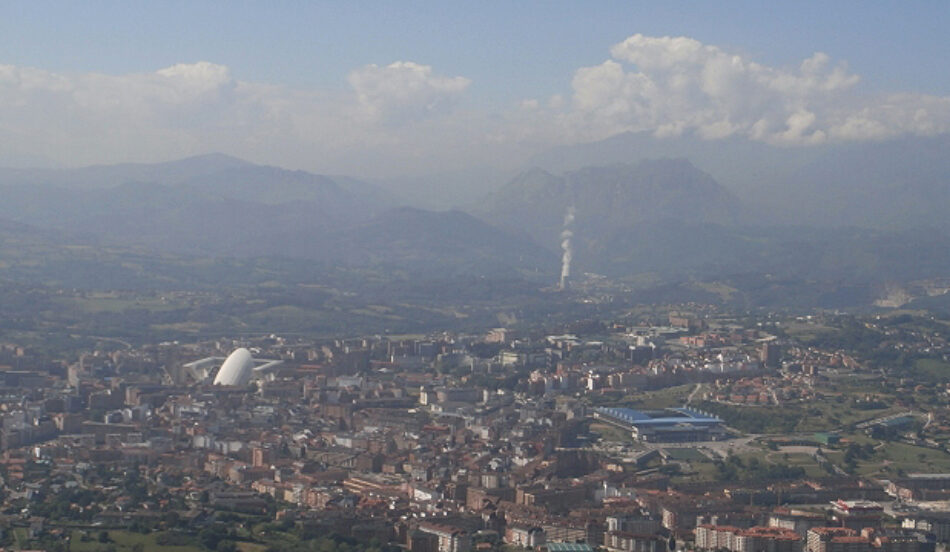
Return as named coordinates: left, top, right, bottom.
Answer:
left=4, top=4, right=950, bottom=552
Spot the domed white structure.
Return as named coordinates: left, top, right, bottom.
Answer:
left=213, top=348, right=255, bottom=386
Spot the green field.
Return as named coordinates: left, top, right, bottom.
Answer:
left=663, top=448, right=709, bottom=462
left=849, top=441, right=950, bottom=477
left=793, top=398, right=905, bottom=433
left=783, top=320, right=836, bottom=341
left=66, top=530, right=202, bottom=552
left=770, top=452, right=829, bottom=478
left=914, top=358, right=950, bottom=382
left=630, top=384, right=697, bottom=409
left=51, top=293, right=184, bottom=314
left=676, top=461, right=721, bottom=482
left=590, top=422, right=636, bottom=444
left=699, top=393, right=907, bottom=435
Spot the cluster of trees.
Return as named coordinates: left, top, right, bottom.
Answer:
left=469, top=368, right=527, bottom=392
left=697, top=401, right=801, bottom=433
left=842, top=442, right=876, bottom=473
left=29, top=487, right=104, bottom=521
left=714, top=454, right=806, bottom=482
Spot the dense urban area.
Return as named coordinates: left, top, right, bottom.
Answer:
left=5, top=294, right=950, bottom=552
left=4, top=3, right=950, bottom=552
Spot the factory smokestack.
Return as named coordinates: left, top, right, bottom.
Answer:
left=559, top=206, right=575, bottom=290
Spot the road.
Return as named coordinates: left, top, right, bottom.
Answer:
left=71, top=334, right=133, bottom=349
left=686, top=383, right=703, bottom=405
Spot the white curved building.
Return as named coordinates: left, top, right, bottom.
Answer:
left=213, top=348, right=255, bottom=386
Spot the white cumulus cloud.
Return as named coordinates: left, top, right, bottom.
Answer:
left=0, top=60, right=483, bottom=173
left=0, top=39, right=949, bottom=175
left=559, top=33, right=950, bottom=145
left=347, top=61, right=471, bottom=125
left=0, top=61, right=288, bottom=163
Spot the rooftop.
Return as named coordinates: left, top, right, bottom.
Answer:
left=546, top=544, right=595, bottom=552
left=594, top=406, right=722, bottom=426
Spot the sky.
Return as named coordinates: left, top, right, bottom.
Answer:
left=1, top=1, right=948, bottom=176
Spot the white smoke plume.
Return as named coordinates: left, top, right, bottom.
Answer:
left=559, top=206, right=576, bottom=289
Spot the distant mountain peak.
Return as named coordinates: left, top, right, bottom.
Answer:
left=479, top=157, right=743, bottom=257
left=171, top=152, right=255, bottom=167
left=518, top=166, right=557, bottom=178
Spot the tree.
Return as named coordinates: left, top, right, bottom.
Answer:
left=199, top=525, right=228, bottom=550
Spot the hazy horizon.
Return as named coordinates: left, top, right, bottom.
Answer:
left=2, top=2, right=948, bottom=179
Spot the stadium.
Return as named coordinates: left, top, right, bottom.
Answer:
left=593, top=406, right=725, bottom=442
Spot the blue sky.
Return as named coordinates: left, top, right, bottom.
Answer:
left=0, top=1, right=948, bottom=174
left=4, top=1, right=948, bottom=96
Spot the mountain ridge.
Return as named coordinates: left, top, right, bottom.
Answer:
left=0, top=155, right=557, bottom=278
left=480, top=158, right=743, bottom=254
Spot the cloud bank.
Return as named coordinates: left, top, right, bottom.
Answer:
left=0, top=59, right=477, bottom=173
left=348, top=61, right=471, bottom=124
left=0, top=34, right=948, bottom=174
left=557, top=34, right=950, bottom=145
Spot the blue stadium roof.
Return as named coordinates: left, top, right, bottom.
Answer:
left=547, top=544, right=594, bottom=552
left=595, top=406, right=722, bottom=427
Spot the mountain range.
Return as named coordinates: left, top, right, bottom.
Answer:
left=1, top=132, right=949, bottom=306
left=481, top=159, right=742, bottom=246
left=530, top=132, right=950, bottom=230
left=0, top=155, right=553, bottom=278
